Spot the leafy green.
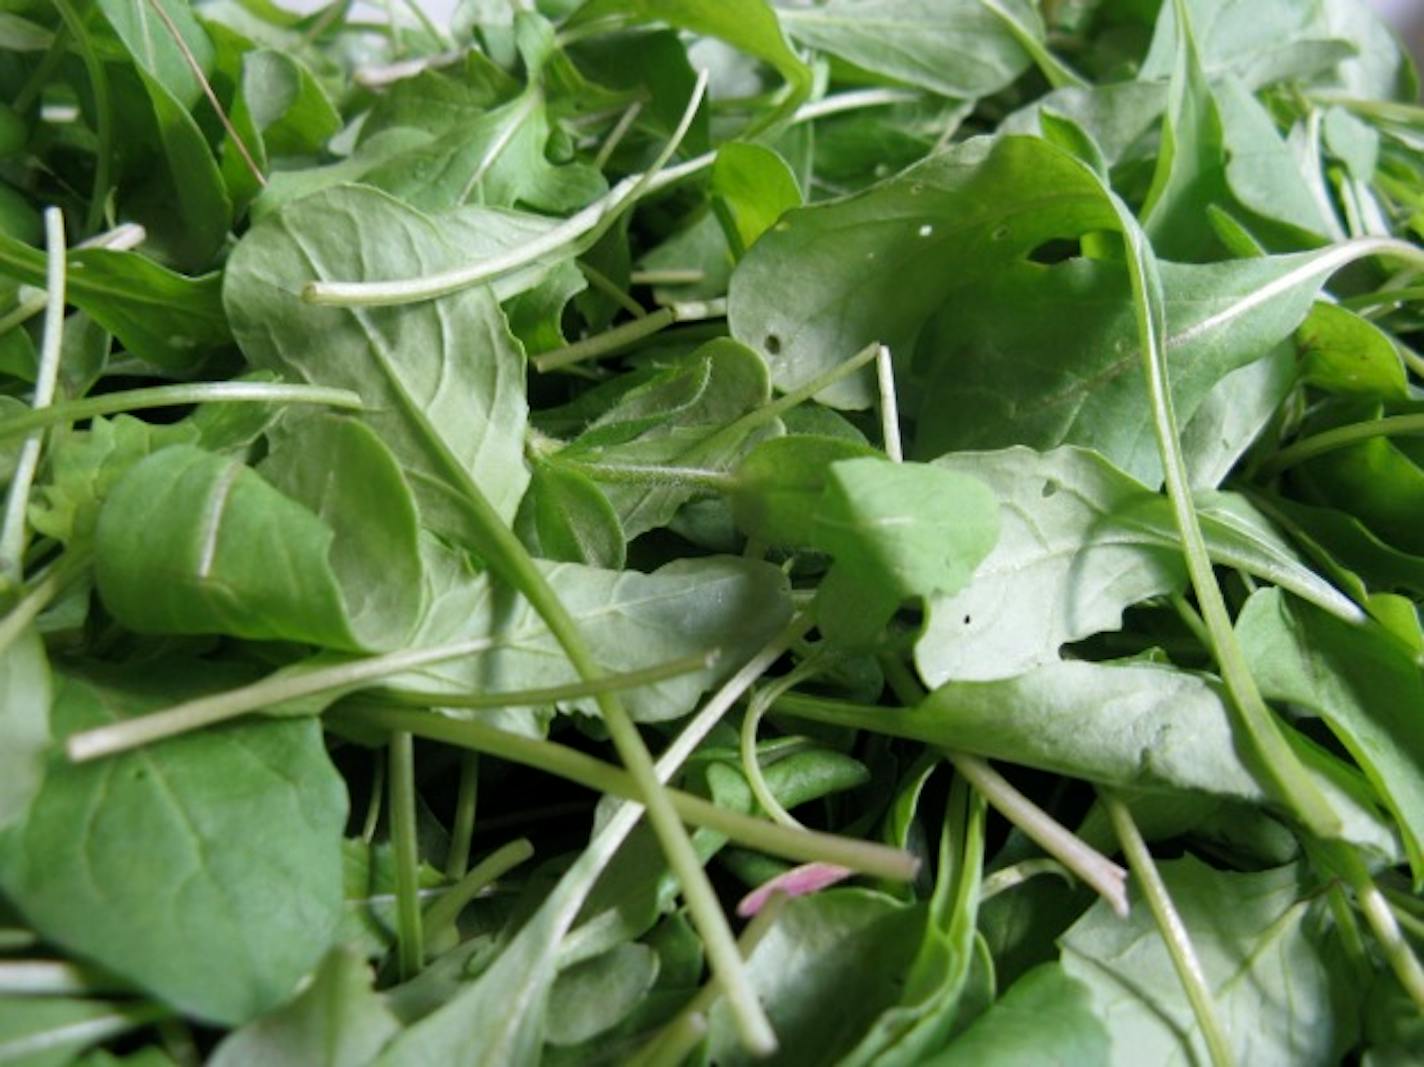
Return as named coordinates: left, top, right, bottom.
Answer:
left=0, top=666, right=346, bottom=1025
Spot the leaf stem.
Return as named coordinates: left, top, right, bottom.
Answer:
left=1258, top=414, right=1424, bottom=476
left=0, top=960, right=124, bottom=996
left=874, top=344, right=902, bottom=461
left=445, top=754, right=479, bottom=879
left=303, top=87, right=919, bottom=308
left=1324, top=842, right=1424, bottom=1011
left=533, top=307, right=677, bottom=372
left=1104, top=793, right=1234, bottom=1067
left=0, top=209, right=66, bottom=588
left=0, top=548, right=90, bottom=658
left=389, top=731, right=424, bottom=980
left=556, top=460, right=738, bottom=493
left=385, top=651, right=716, bottom=709
left=1115, top=170, right=1340, bottom=835
left=0, top=382, right=364, bottom=442
left=423, top=838, right=534, bottom=943
left=331, top=702, right=918, bottom=882
left=742, top=662, right=822, bottom=830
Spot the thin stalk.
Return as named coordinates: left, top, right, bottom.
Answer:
left=1324, top=842, right=1424, bottom=1010
left=142, top=0, right=264, bottom=187
left=389, top=732, right=424, bottom=981
left=0, top=225, right=146, bottom=338
left=304, top=86, right=918, bottom=308
left=769, top=687, right=1128, bottom=913
left=1258, top=414, right=1424, bottom=476
left=579, top=260, right=647, bottom=318
left=0, top=382, right=363, bottom=441
left=47, top=0, right=111, bottom=233
left=0, top=548, right=91, bottom=658
left=387, top=651, right=715, bottom=709
left=0, top=930, right=36, bottom=952
left=332, top=702, right=918, bottom=882
left=0, top=960, right=123, bottom=996
left=533, top=306, right=676, bottom=372
left=557, top=460, right=737, bottom=493
left=445, top=754, right=479, bottom=878
left=631, top=894, right=790, bottom=1067
left=1, top=210, right=65, bottom=587
left=397, top=0, right=449, bottom=46
left=1169, top=593, right=1214, bottom=652
left=960, top=756, right=1129, bottom=916
left=631, top=268, right=705, bottom=286
left=980, top=858, right=1074, bottom=901
left=66, top=636, right=506, bottom=761
left=423, top=838, right=534, bottom=942
left=1105, top=794, right=1234, bottom=1067
left=361, top=751, right=385, bottom=844
left=742, top=662, right=823, bottom=830
left=594, top=100, right=644, bottom=170
left=1115, top=110, right=1339, bottom=835
left=1339, top=284, right=1424, bottom=311
left=874, top=344, right=902, bottom=461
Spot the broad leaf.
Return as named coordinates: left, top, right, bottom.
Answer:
left=1061, top=858, right=1358, bottom=1066
left=0, top=627, right=48, bottom=832
left=206, top=947, right=400, bottom=1067
left=0, top=665, right=347, bottom=1025
left=224, top=184, right=531, bottom=541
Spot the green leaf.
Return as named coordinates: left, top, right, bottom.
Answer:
left=95, top=435, right=421, bottom=651
left=731, top=434, right=880, bottom=547
left=1238, top=588, right=1424, bottom=883
left=30, top=416, right=199, bottom=546
left=0, top=236, right=230, bottom=372
left=224, top=184, right=531, bottom=543
left=1060, top=857, right=1359, bottom=1067
left=915, top=446, right=1359, bottom=685
left=812, top=457, right=999, bottom=647
left=711, top=142, right=801, bottom=259
left=94, top=0, right=215, bottom=108
left=567, top=0, right=811, bottom=127
left=1296, top=301, right=1408, bottom=399
left=0, top=665, right=347, bottom=1025
left=923, top=963, right=1110, bottom=1067
left=544, top=942, right=659, bottom=1046
left=206, top=947, right=400, bottom=1067
left=515, top=459, right=624, bottom=568
left=392, top=537, right=791, bottom=723
left=0, top=627, right=48, bottom=833
left=775, top=0, right=1039, bottom=100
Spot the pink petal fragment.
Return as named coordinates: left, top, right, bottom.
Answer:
left=736, top=862, right=854, bottom=918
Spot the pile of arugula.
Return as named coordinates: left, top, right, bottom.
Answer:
left=2, top=0, right=1423, bottom=1062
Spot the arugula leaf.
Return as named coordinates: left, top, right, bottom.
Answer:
left=0, top=626, right=48, bottom=832
left=0, top=666, right=347, bottom=1025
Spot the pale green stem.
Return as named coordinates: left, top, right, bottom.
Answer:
left=66, top=636, right=504, bottom=761
left=1324, top=842, right=1424, bottom=1011
left=0, top=960, right=124, bottom=995
left=579, top=260, right=647, bottom=318
left=0, top=382, right=363, bottom=441
left=423, top=838, right=534, bottom=943
left=533, top=306, right=676, bottom=372
left=445, top=754, right=479, bottom=879
left=1115, top=102, right=1340, bottom=834
left=361, top=752, right=384, bottom=844
left=386, top=651, right=715, bottom=709
left=631, top=894, right=790, bottom=1067
left=742, top=662, right=824, bottom=830
left=631, top=269, right=705, bottom=286
left=558, top=460, right=737, bottom=493
left=389, top=731, right=424, bottom=981
left=0, top=225, right=144, bottom=337
left=0, top=548, right=90, bottom=658
left=303, top=87, right=918, bottom=308
left=1339, top=284, right=1424, bottom=311
left=980, top=858, right=1075, bottom=901
left=1169, top=592, right=1214, bottom=652
left=874, top=344, right=902, bottom=462
left=593, top=100, right=644, bottom=170
left=1259, top=414, right=1424, bottom=476
left=0, top=209, right=65, bottom=587
left=1105, top=793, right=1235, bottom=1067
left=333, top=703, right=917, bottom=882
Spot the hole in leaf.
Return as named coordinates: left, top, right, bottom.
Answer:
left=765, top=334, right=782, bottom=355
left=1026, top=238, right=1082, bottom=265
left=992, top=225, right=1011, bottom=241
left=1041, top=479, right=1059, bottom=498
left=962, top=615, right=972, bottom=626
